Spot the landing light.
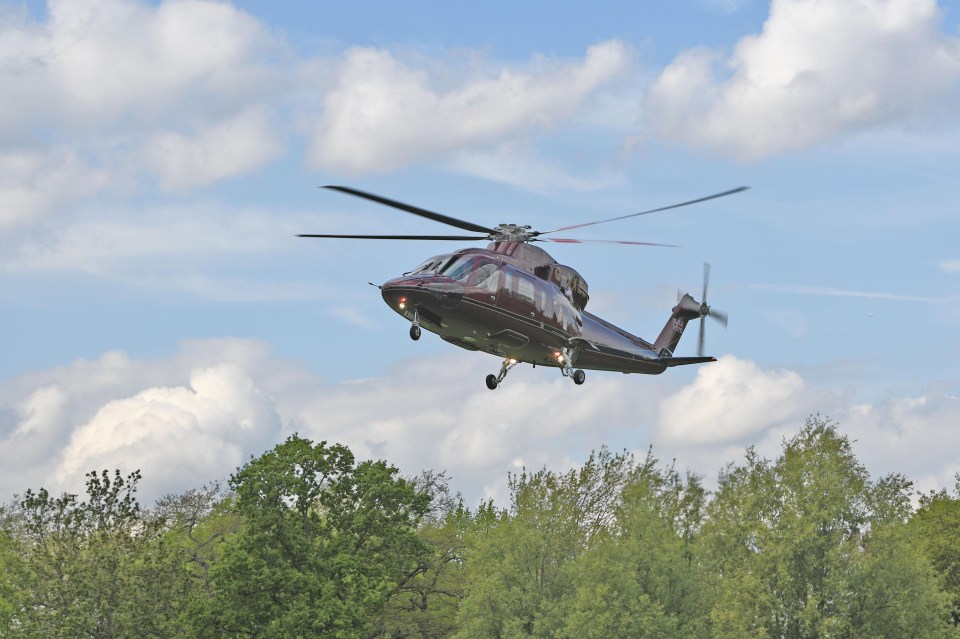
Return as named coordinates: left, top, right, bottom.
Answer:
left=399, top=297, right=407, bottom=310
left=554, top=352, right=564, bottom=362
left=508, top=358, right=518, bottom=365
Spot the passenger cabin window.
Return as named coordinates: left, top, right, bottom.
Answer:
left=516, top=275, right=536, bottom=304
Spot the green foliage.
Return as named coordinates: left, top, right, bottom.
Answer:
left=912, top=475, right=960, bottom=626
left=199, top=434, right=432, bottom=639
left=368, top=471, right=469, bottom=639
left=2, top=417, right=958, bottom=638
left=4, top=469, right=185, bottom=639
left=454, top=447, right=637, bottom=638
left=0, top=516, right=20, bottom=636
left=702, top=415, right=954, bottom=639
left=563, top=454, right=710, bottom=638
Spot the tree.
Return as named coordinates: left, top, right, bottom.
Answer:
left=562, top=453, right=710, bottom=638
left=0, top=509, right=19, bottom=636
left=5, top=469, right=178, bottom=639
left=199, top=434, right=431, bottom=638
left=454, top=447, right=634, bottom=639
left=702, top=415, right=954, bottom=639
left=370, top=471, right=468, bottom=639
left=912, top=475, right=960, bottom=626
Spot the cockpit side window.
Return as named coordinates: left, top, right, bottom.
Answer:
left=466, top=261, right=500, bottom=288
left=441, top=256, right=473, bottom=282
left=467, top=262, right=500, bottom=286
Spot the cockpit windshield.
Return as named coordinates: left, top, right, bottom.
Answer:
left=406, top=254, right=501, bottom=288
left=405, top=255, right=450, bottom=275
left=439, top=256, right=501, bottom=286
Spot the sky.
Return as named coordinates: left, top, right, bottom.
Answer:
left=1, top=0, right=959, bottom=506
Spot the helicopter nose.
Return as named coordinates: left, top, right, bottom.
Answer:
left=381, top=276, right=465, bottom=315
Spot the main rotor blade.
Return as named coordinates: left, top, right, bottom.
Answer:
left=538, top=186, right=749, bottom=235
left=536, top=237, right=679, bottom=247
left=324, top=186, right=497, bottom=235
left=297, top=233, right=489, bottom=241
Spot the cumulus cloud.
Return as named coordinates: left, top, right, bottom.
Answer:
left=0, top=0, right=279, bottom=133
left=841, top=388, right=960, bottom=492
left=282, top=354, right=655, bottom=502
left=141, top=108, right=284, bottom=191
left=657, top=355, right=813, bottom=444
left=2, top=341, right=957, bottom=506
left=645, top=0, right=960, bottom=159
left=0, top=339, right=284, bottom=500
left=56, top=363, right=282, bottom=493
left=308, top=41, right=631, bottom=173
left=0, top=0, right=285, bottom=202
left=0, top=147, right=112, bottom=229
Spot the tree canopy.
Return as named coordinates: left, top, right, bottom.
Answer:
left=1, top=415, right=957, bottom=638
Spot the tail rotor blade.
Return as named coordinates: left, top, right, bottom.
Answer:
left=695, top=261, right=727, bottom=355
left=698, top=317, right=706, bottom=357
left=710, top=308, right=729, bottom=327
left=702, top=262, right=711, bottom=303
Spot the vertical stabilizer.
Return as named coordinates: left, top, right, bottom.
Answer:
left=654, top=294, right=702, bottom=357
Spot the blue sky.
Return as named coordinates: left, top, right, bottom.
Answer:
left=1, top=0, right=959, bottom=505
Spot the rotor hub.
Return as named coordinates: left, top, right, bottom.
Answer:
left=491, top=223, right=536, bottom=242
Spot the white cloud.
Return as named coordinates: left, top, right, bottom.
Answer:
left=645, top=0, right=960, bottom=159
left=0, top=0, right=286, bottom=203
left=2, top=341, right=957, bottom=507
left=939, top=258, right=960, bottom=273
left=0, top=0, right=279, bottom=132
left=841, top=388, right=960, bottom=493
left=141, top=108, right=283, bottom=191
left=56, top=363, right=282, bottom=494
left=0, top=147, right=112, bottom=229
left=657, top=355, right=813, bottom=444
left=452, top=143, right=623, bottom=193
left=4, top=202, right=307, bottom=271
left=0, top=339, right=284, bottom=499
left=308, top=41, right=631, bottom=173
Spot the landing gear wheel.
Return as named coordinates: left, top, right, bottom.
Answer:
left=485, top=374, right=499, bottom=390
left=573, top=369, right=586, bottom=385
left=409, top=324, right=421, bottom=341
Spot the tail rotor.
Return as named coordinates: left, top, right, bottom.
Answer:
left=697, top=262, right=728, bottom=356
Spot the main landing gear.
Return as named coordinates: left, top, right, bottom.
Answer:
left=484, top=357, right=585, bottom=389
left=557, top=347, right=586, bottom=385
left=486, top=358, right=519, bottom=390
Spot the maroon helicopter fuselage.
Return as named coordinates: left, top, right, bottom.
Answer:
left=380, top=241, right=705, bottom=375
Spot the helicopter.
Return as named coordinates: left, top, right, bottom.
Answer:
left=300, top=185, right=747, bottom=390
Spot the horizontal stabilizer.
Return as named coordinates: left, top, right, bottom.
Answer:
left=661, top=356, right=717, bottom=368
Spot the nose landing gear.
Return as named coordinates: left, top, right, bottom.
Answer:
left=409, top=309, right=421, bottom=341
